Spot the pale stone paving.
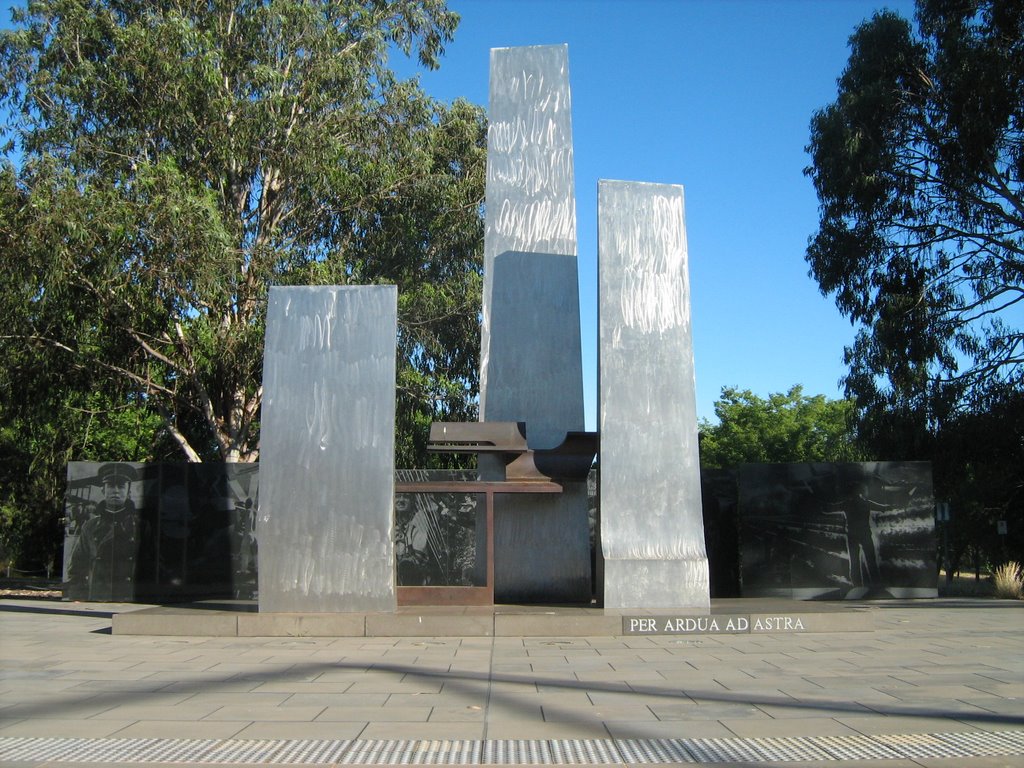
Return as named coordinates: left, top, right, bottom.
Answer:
left=0, top=598, right=1021, bottom=765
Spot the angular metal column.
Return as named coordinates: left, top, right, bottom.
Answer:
left=481, top=45, right=589, bottom=603
left=598, top=180, right=709, bottom=610
left=258, top=285, right=398, bottom=613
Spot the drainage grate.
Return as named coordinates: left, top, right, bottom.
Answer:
left=1, top=731, right=1022, bottom=764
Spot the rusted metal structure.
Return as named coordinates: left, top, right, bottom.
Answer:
left=395, top=422, right=597, bottom=607
left=427, top=422, right=597, bottom=483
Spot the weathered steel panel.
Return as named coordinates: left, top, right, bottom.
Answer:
left=481, top=45, right=589, bottom=603
left=258, top=285, right=397, bottom=613
left=598, top=180, right=709, bottom=609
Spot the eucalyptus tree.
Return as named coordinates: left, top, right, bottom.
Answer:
left=0, top=0, right=485, bottom=468
left=805, top=0, right=1023, bottom=569
left=805, top=0, right=1022, bottom=434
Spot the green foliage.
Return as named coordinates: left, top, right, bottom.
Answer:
left=0, top=386, right=165, bottom=571
left=0, top=0, right=484, bottom=465
left=806, top=0, right=1023, bottom=570
left=932, top=382, right=1024, bottom=574
left=0, top=0, right=485, bottom=566
left=698, top=385, right=863, bottom=469
left=805, top=0, right=1022, bottom=426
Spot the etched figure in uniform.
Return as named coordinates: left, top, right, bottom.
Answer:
left=66, top=463, right=142, bottom=601
left=824, top=466, right=887, bottom=595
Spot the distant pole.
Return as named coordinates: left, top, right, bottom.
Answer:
left=937, top=502, right=951, bottom=587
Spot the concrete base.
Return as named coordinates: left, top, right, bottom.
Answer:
left=112, top=598, right=872, bottom=637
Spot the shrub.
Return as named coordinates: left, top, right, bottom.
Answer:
left=992, top=561, right=1023, bottom=600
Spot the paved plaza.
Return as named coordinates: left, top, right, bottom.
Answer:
left=0, top=597, right=1022, bottom=766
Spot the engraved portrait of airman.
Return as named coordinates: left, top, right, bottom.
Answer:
left=65, top=462, right=144, bottom=601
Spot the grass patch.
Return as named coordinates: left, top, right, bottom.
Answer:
left=992, top=561, right=1023, bottom=600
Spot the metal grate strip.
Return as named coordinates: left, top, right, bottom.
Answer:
left=747, top=736, right=836, bottom=762
left=614, top=738, right=697, bottom=763
left=1, top=732, right=1022, bottom=764
left=935, top=730, right=1024, bottom=756
left=684, top=737, right=763, bottom=764
left=813, top=733, right=905, bottom=760
left=874, top=732, right=975, bottom=759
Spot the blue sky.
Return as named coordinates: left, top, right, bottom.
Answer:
left=408, top=0, right=918, bottom=428
left=1, top=0, right=918, bottom=427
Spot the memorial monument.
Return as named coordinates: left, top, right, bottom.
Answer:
left=598, top=180, right=710, bottom=610
left=68, top=44, right=941, bottom=615
left=480, top=44, right=591, bottom=603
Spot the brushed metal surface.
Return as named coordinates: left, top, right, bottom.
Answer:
left=487, top=251, right=584, bottom=448
left=258, top=286, right=397, bottom=613
left=480, top=45, right=589, bottom=603
left=598, top=180, right=709, bottom=609
left=481, top=44, right=579, bottom=418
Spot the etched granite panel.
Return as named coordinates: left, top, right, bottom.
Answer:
left=258, top=285, right=397, bottom=612
left=62, top=462, right=259, bottom=602
left=738, top=461, right=938, bottom=599
left=598, top=180, right=709, bottom=609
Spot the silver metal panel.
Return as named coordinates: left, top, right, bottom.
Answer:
left=487, top=251, right=584, bottom=448
left=482, top=44, right=577, bottom=409
left=482, top=44, right=579, bottom=425
left=481, top=45, right=589, bottom=602
left=598, top=180, right=709, bottom=610
left=603, top=559, right=710, bottom=610
left=258, top=285, right=397, bottom=613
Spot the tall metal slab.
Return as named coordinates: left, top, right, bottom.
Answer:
left=598, top=180, right=710, bottom=610
left=258, top=285, right=397, bottom=613
left=482, top=45, right=589, bottom=602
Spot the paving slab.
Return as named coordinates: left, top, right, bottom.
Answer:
left=229, top=721, right=366, bottom=740
left=0, top=718, right=138, bottom=737
left=481, top=720, right=612, bottom=739
left=108, top=720, right=248, bottom=739
left=88, top=704, right=225, bottom=720
left=202, top=705, right=328, bottom=722
left=357, top=722, right=486, bottom=740
left=314, top=706, right=431, bottom=722
left=427, top=705, right=487, bottom=722
left=1, top=597, right=1022, bottom=766
left=278, top=692, right=390, bottom=707
left=605, top=718, right=735, bottom=739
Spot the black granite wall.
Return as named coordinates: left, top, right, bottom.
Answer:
left=63, top=462, right=258, bottom=602
left=735, top=461, right=937, bottom=599
left=63, top=461, right=936, bottom=603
